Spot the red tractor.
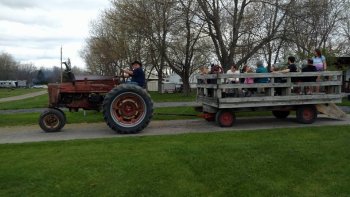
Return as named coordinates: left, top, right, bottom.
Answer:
left=38, top=64, right=153, bottom=134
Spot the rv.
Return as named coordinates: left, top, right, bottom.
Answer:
left=0, top=80, right=17, bottom=88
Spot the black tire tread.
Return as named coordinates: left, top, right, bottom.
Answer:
left=296, top=105, right=317, bottom=124
left=39, top=108, right=66, bottom=132
left=102, top=84, right=153, bottom=134
left=272, top=110, right=290, bottom=119
left=215, top=109, right=235, bottom=127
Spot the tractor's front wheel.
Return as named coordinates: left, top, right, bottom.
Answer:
left=39, top=108, right=66, bottom=132
left=102, top=84, right=153, bottom=134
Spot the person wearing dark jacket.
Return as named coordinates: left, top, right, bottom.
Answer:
left=302, top=59, right=317, bottom=94
left=273, top=56, right=298, bottom=95
left=123, top=61, right=145, bottom=87
left=302, top=59, right=317, bottom=81
left=273, top=56, right=297, bottom=73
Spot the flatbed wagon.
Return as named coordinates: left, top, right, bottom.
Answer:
left=196, top=71, right=347, bottom=127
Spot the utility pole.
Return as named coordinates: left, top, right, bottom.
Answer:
left=60, top=46, right=63, bottom=83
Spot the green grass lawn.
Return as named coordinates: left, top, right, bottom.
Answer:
left=0, top=88, right=45, bottom=98
left=0, top=126, right=349, bottom=196
left=338, top=98, right=350, bottom=106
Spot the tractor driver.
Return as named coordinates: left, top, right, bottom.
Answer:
left=123, top=61, right=145, bottom=88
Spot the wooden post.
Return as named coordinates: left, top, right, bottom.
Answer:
left=216, top=73, right=222, bottom=99
left=60, top=46, right=63, bottom=83
left=286, top=77, right=291, bottom=95
left=270, top=77, right=275, bottom=96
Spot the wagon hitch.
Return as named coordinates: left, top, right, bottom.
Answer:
left=198, top=113, right=215, bottom=119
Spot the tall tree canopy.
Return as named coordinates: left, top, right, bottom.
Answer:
left=82, top=0, right=350, bottom=92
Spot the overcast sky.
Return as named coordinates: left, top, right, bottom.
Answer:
left=0, top=0, right=110, bottom=69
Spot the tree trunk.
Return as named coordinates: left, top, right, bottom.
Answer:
left=157, top=62, right=164, bottom=93
left=181, top=68, right=191, bottom=96
left=182, top=78, right=191, bottom=96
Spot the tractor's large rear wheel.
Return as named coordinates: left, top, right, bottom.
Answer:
left=102, top=84, right=153, bottom=134
left=39, top=108, right=66, bottom=132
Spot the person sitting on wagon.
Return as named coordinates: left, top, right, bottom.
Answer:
left=255, top=60, right=268, bottom=83
left=226, top=64, right=240, bottom=97
left=199, top=65, right=209, bottom=75
left=273, top=56, right=298, bottom=95
left=255, top=60, right=268, bottom=94
left=226, top=64, right=240, bottom=84
left=243, top=65, right=254, bottom=97
left=273, top=56, right=297, bottom=74
left=123, top=61, right=145, bottom=88
left=301, top=59, right=317, bottom=94
left=198, top=65, right=209, bottom=84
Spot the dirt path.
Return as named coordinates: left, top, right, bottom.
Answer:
left=1, top=115, right=349, bottom=144
left=0, top=90, right=47, bottom=103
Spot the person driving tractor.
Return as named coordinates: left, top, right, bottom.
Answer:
left=123, top=61, right=145, bottom=87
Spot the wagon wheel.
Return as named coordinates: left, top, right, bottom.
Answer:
left=296, top=105, right=317, bottom=124
left=39, top=108, right=66, bottom=132
left=272, top=110, right=290, bottom=119
left=103, top=84, right=153, bottom=134
left=203, top=113, right=215, bottom=122
left=215, top=109, right=235, bottom=127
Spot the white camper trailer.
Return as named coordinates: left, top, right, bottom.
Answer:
left=0, top=81, right=17, bottom=88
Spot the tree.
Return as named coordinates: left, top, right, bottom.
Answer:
left=0, top=52, right=17, bottom=80
left=35, top=69, right=47, bottom=84
left=123, top=0, right=176, bottom=92
left=284, top=0, right=347, bottom=58
left=82, top=0, right=350, bottom=93
left=15, top=63, right=37, bottom=84
left=82, top=17, right=126, bottom=76
left=334, top=0, right=350, bottom=55
left=84, top=0, right=175, bottom=92
left=163, top=0, right=204, bottom=95
left=197, top=0, right=290, bottom=70
left=0, top=52, right=40, bottom=84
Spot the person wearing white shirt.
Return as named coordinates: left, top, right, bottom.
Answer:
left=225, top=64, right=240, bottom=97
left=226, top=64, right=240, bottom=83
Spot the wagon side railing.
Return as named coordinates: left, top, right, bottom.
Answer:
left=196, top=71, right=343, bottom=108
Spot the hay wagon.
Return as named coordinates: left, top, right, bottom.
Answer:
left=196, top=71, right=346, bottom=127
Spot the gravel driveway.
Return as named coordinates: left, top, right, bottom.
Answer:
left=1, top=115, right=349, bottom=144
